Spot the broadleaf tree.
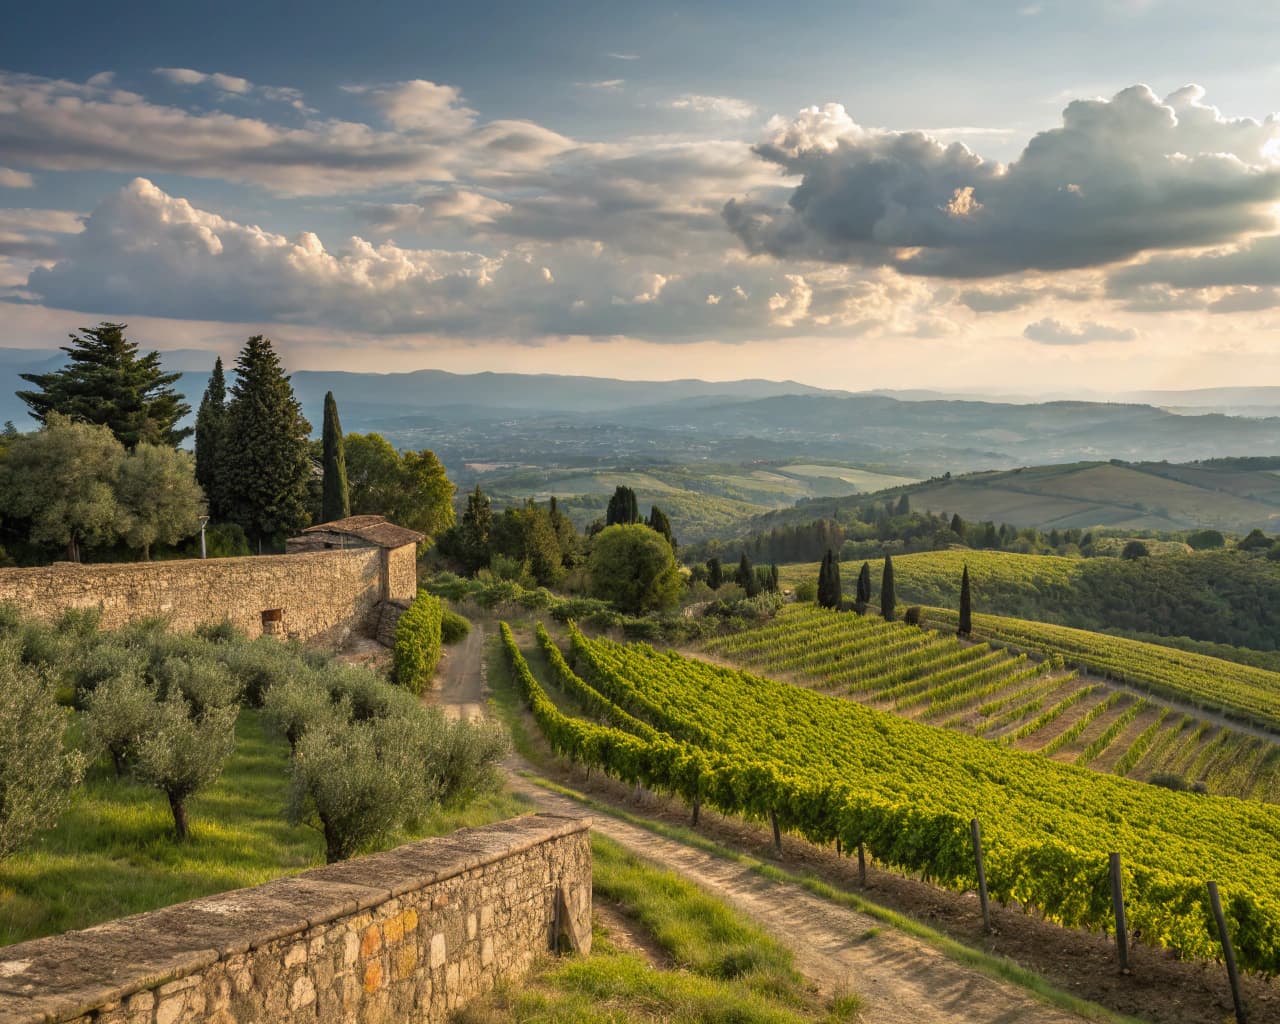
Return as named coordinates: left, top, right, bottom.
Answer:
left=114, top=443, right=206, bottom=560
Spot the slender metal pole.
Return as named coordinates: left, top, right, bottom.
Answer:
left=1208, top=882, right=1248, bottom=1024
left=1109, top=853, right=1129, bottom=973
left=971, top=818, right=991, bottom=933
left=199, top=515, right=209, bottom=559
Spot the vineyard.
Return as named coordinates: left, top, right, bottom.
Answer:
left=704, top=606, right=1280, bottom=803
left=501, top=621, right=1280, bottom=973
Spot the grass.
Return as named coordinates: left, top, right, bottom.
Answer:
left=0, top=709, right=530, bottom=945
left=458, top=832, right=860, bottom=1024
left=485, top=630, right=1142, bottom=1024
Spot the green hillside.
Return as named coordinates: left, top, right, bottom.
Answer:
left=905, top=459, right=1280, bottom=533
left=778, top=547, right=1280, bottom=650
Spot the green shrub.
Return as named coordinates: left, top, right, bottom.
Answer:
left=794, top=580, right=818, bottom=603
left=261, top=675, right=345, bottom=751
left=71, top=642, right=146, bottom=710
left=195, top=620, right=242, bottom=644
left=0, top=641, right=85, bottom=859
left=394, top=591, right=443, bottom=695
left=440, top=608, right=471, bottom=644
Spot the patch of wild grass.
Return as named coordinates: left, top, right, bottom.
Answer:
left=458, top=833, right=861, bottom=1024
left=0, top=710, right=530, bottom=945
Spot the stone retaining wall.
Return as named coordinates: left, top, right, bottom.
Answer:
left=0, top=814, right=592, bottom=1024
left=0, top=547, right=397, bottom=642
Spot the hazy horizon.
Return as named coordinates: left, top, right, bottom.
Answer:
left=3, top=1, right=1280, bottom=392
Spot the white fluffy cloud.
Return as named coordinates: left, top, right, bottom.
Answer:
left=1023, top=317, right=1137, bottom=345
left=726, top=86, right=1280, bottom=277
left=153, top=67, right=305, bottom=106
left=23, top=178, right=952, bottom=342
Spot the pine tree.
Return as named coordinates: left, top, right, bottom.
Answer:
left=17, top=323, right=191, bottom=448
left=606, top=485, right=640, bottom=526
left=321, top=391, right=350, bottom=523
left=647, top=505, right=676, bottom=551
left=856, top=561, right=872, bottom=604
left=194, top=358, right=227, bottom=516
left=215, top=336, right=312, bottom=550
left=880, top=555, right=896, bottom=621
left=958, top=563, right=972, bottom=637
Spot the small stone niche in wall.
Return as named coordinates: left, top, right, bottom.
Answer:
left=261, top=608, right=284, bottom=637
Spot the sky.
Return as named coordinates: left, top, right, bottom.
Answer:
left=2, top=0, right=1279, bottom=393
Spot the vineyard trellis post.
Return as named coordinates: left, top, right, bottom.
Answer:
left=857, top=842, right=867, bottom=887
left=770, top=809, right=783, bottom=854
left=1208, top=881, right=1248, bottom=1024
left=1109, top=852, right=1129, bottom=973
left=971, top=818, right=991, bottom=933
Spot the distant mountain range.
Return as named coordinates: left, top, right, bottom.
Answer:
left=3, top=351, right=1280, bottom=473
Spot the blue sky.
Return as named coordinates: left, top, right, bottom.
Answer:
left=2, top=0, right=1279, bottom=391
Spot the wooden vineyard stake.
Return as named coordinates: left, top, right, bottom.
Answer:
left=971, top=818, right=991, bottom=933
left=1109, top=853, right=1129, bottom=973
left=770, top=809, right=782, bottom=854
left=691, top=794, right=700, bottom=827
left=857, top=843, right=867, bottom=887
left=1208, top=882, right=1248, bottom=1024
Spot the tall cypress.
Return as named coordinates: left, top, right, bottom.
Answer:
left=880, top=555, right=896, bottom=621
left=856, top=561, right=872, bottom=604
left=817, top=552, right=830, bottom=607
left=321, top=391, right=350, bottom=522
left=215, top=336, right=312, bottom=550
left=606, top=485, right=640, bottom=526
left=737, top=552, right=760, bottom=596
left=770, top=563, right=780, bottom=594
left=647, top=505, right=675, bottom=550
left=827, top=554, right=840, bottom=607
left=194, top=357, right=227, bottom=515
left=706, top=557, right=723, bottom=589
left=958, top=564, right=972, bottom=637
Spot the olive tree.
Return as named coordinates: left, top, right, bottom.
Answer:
left=114, top=443, right=206, bottom=560
left=0, top=642, right=84, bottom=858
left=133, top=692, right=239, bottom=840
left=83, top=669, right=155, bottom=776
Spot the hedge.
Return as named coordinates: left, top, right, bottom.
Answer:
left=394, top=591, right=443, bottom=695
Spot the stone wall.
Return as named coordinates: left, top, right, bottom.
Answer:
left=0, top=814, right=592, bottom=1024
left=384, top=544, right=418, bottom=605
left=0, top=548, right=390, bottom=642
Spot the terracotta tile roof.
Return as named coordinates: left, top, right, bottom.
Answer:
left=299, top=515, right=424, bottom=549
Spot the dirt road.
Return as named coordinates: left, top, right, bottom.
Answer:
left=435, top=623, right=488, bottom=721
left=429, top=624, right=1091, bottom=1024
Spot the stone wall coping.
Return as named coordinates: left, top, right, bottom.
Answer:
left=0, top=814, right=590, bottom=1024
left=0, top=547, right=372, bottom=583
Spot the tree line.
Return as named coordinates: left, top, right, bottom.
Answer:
left=0, top=323, right=455, bottom=564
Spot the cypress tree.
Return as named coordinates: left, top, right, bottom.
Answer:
left=958, top=563, right=972, bottom=637
left=895, top=494, right=911, bottom=516
left=647, top=505, right=675, bottom=551
left=17, top=322, right=192, bottom=448
left=950, top=512, right=964, bottom=535
left=856, top=561, right=872, bottom=604
left=737, top=552, right=760, bottom=596
left=770, top=563, right=780, bottom=594
left=459, top=484, right=493, bottom=573
left=817, top=552, right=830, bottom=607
left=606, top=485, right=640, bottom=526
left=320, top=391, right=350, bottom=522
left=827, top=553, right=840, bottom=607
left=194, top=358, right=227, bottom=515
left=706, top=557, right=723, bottom=589
left=880, top=555, right=896, bottom=621
left=215, top=336, right=313, bottom=551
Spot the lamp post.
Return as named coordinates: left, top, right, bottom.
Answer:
left=199, top=515, right=210, bottom=559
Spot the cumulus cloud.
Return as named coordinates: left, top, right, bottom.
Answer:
left=1023, top=317, right=1137, bottom=345
left=0, top=166, right=34, bottom=188
left=668, top=94, right=757, bottom=120
left=351, top=79, right=476, bottom=135
left=726, top=85, right=1280, bottom=277
left=0, top=207, right=82, bottom=259
left=22, top=178, right=949, bottom=342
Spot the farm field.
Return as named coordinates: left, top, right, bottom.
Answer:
left=703, top=606, right=1280, bottom=803
left=502, top=622, right=1280, bottom=973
